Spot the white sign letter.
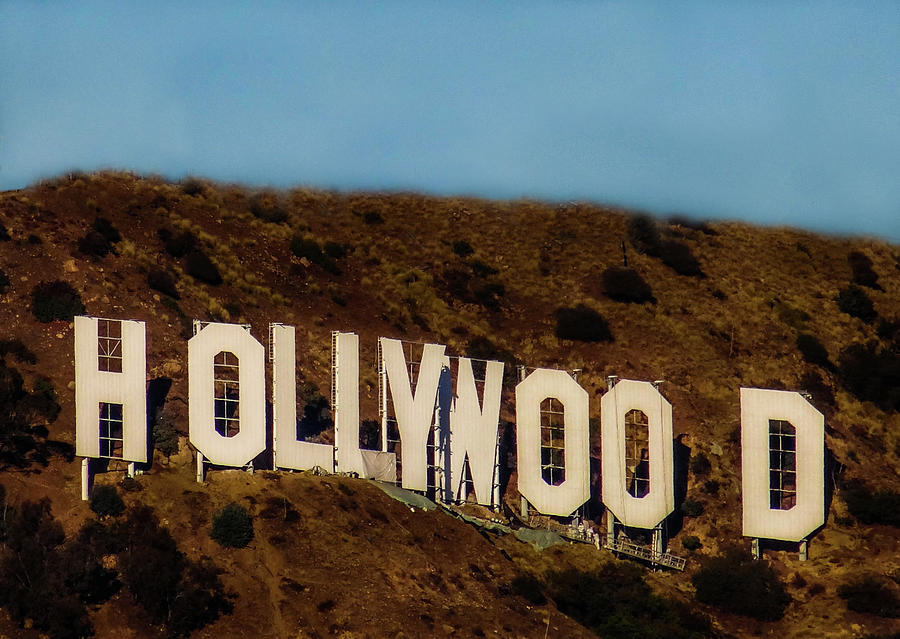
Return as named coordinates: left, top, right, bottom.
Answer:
left=189, top=323, right=265, bottom=467
left=515, top=368, right=589, bottom=517
left=271, top=324, right=334, bottom=471
left=75, top=316, right=147, bottom=462
left=741, top=388, right=824, bottom=542
left=600, top=379, right=674, bottom=529
left=380, top=337, right=445, bottom=492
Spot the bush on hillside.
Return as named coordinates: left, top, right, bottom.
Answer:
left=837, top=342, right=900, bottom=412
left=848, top=251, right=881, bottom=290
left=210, top=503, right=253, bottom=548
left=692, top=548, right=790, bottom=621
left=659, top=239, right=704, bottom=277
left=838, top=574, right=900, bottom=617
left=185, top=251, right=222, bottom=285
left=836, top=285, right=878, bottom=323
left=841, top=481, right=900, bottom=527
left=78, top=229, right=112, bottom=257
left=92, top=217, right=121, bottom=244
left=601, top=267, right=655, bottom=303
left=682, top=535, right=702, bottom=551
left=290, top=236, right=341, bottom=275
left=627, top=215, right=662, bottom=255
left=0, top=338, right=37, bottom=364
left=796, top=333, right=832, bottom=369
left=180, top=177, right=205, bottom=196
left=248, top=194, right=288, bottom=223
left=689, top=453, right=711, bottom=476
left=161, top=229, right=198, bottom=258
left=31, top=280, right=85, bottom=322
left=0, top=223, right=9, bottom=241
left=0, top=269, right=10, bottom=294
left=544, top=565, right=712, bottom=638
left=147, top=268, right=180, bottom=299
left=362, top=210, right=383, bottom=225
left=555, top=305, right=613, bottom=342
left=681, top=499, right=704, bottom=517
left=452, top=240, right=474, bottom=257
left=89, top=485, right=125, bottom=518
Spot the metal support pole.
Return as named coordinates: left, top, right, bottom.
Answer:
left=652, top=524, right=664, bottom=557
left=799, top=539, right=808, bottom=561
left=520, top=496, right=529, bottom=520
left=196, top=451, right=205, bottom=483
left=607, top=513, right=616, bottom=548
left=81, top=458, right=91, bottom=501
left=127, top=462, right=135, bottom=478
left=751, top=537, right=760, bottom=559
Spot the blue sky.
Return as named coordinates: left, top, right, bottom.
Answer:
left=1, top=2, right=898, bottom=238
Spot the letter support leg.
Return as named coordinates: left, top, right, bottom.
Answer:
left=81, top=458, right=91, bottom=501
left=197, top=451, right=206, bottom=483
left=520, top=496, right=529, bottom=520
left=607, top=513, right=617, bottom=548
left=751, top=537, right=760, bottom=559
left=799, top=539, right=808, bottom=561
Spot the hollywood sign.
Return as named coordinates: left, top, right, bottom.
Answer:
left=74, top=317, right=825, bottom=546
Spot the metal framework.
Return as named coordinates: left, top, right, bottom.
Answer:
left=99, top=402, right=124, bottom=458
left=214, top=351, right=240, bottom=437
left=625, top=408, right=650, bottom=498
left=97, top=318, right=123, bottom=372
left=540, top=397, right=566, bottom=485
left=769, top=419, right=797, bottom=510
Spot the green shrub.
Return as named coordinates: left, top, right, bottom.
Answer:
left=836, top=284, right=878, bottom=323
left=849, top=251, right=881, bottom=290
left=0, top=223, right=9, bottom=241
left=682, top=535, right=702, bottom=551
left=681, top=499, right=704, bottom=517
left=838, top=575, right=900, bottom=617
left=841, top=481, right=900, bottom=527
left=601, top=267, right=654, bottom=303
left=702, top=479, right=720, bottom=495
left=210, top=503, right=254, bottom=548
left=0, top=338, right=36, bottom=364
left=555, top=305, right=613, bottom=342
left=290, top=237, right=341, bottom=274
left=837, top=342, right=900, bottom=411
left=77, top=229, right=112, bottom=257
left=510, top=575, right=546, bottom=604
left=692, top=548, right=790, bottom=621
left=185, top=251, right=222, bottom=285
left=659, top=239, right=704, bottom=277
left=147, top=268, right=180, bottom=299
left=27, top=234, right=42, bottom=244
left=248, top=194, right=288, bottom=223
left=545, top=565, right=712, bottom=638
left=452, top=240, right=474, bottom=257
left=152, top=412, right=180, bottom=458
left=0, top=269, right=10, bottom=294
left=796, top=333, right=832, bottom=369
left=362, top=210, right=383, bottom=225
left=323, top=241, right=347, bottom=259
left=689, top=453, right=711, bottom=476
left=627, top=215, right=662, bottom=255
left=31, top=280, right=85, bottom=322
left=92, top=217, right=121, bottom=244
left=161, top=229, right=197, bottom=257
left=89, top=485, right=125, bottom=518
left=180, top=177, right=205, bottom=196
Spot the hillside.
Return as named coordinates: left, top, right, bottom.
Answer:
left=0, top=171, right=899, bottom=638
